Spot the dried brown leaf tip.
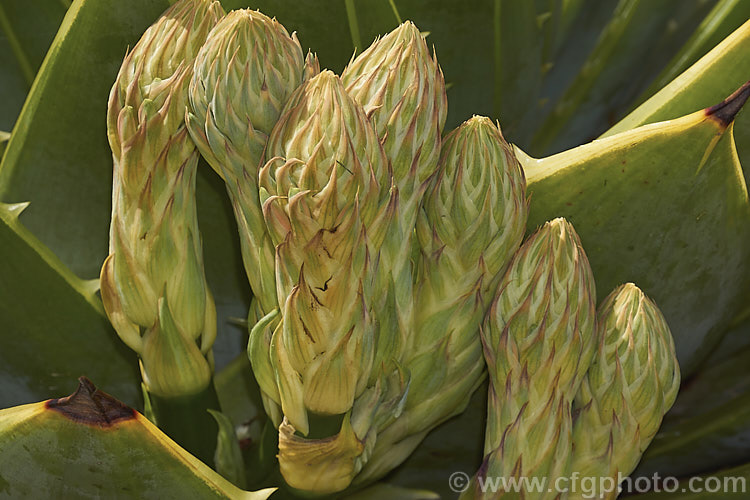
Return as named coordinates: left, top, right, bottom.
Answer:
left=706, top=80, right=750, bottom=128
left=46, top=376, right=136, bottom=427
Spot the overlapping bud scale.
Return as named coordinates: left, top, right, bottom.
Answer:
left=249, top=71, right=401, bottom=493
left=100, top=0, right=223, bottom=398
left=186, top=9, right=309, bottom=314
left=465, top=218, right=597, bottom=499
left=568, top=284, right=680, bottom=500
left=342, top=21, right=447, bottom=226
left=97, top=5, right=685, bottom=498
left=356, top=116, right=528, bottom=484
left=342, top=23, right=448, bottom=403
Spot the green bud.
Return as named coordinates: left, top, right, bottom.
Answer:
left=342, top=20, right=447, bottom=227
left=186, top=8, right=307, bottom=315
left=568, top=283, right=680, bottom=500
left=139, top=296, right=214, bottom=398
left=343, top=22, right=448, bottom=419
left=263, top=70, right=389, bottom=229
left=356, top=116, right=528, bottom=485
left=101, top=0, right=223, bottom=397
left=251, top=71, right=400, bottom=494
left=418, top=116, right=528, bottom=300
left=469, top=218, right=597, bottom=499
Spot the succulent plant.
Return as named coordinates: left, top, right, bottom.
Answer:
left=2, top=1, right=750, bottom=499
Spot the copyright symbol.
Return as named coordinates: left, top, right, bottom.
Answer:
left=449, top=471, right=471, bottom=493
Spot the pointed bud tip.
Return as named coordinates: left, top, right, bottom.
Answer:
left=393, top=20, right=421, bottom=38
left=613, top=282, right=643, bottom=300
left=543, top=217, right=577, bottom=241
left=464, top=115, right=494, bottom=128
left=305, top=70, right=344, bottom=92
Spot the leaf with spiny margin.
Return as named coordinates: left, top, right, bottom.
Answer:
left=604, top=20, right=750, bottom=183
left=0, top=0, right=170, bottom=280
left=529, top=0, right=716, bottom=155
left=634, top=0, right=750, bottom=107
left=521, top=83, right=750, bottom=376
left=0, top=0, right=251, bottom=408
left=0, top=377, right=274, bottom=499
left=0, top=202, right=140, bottom=407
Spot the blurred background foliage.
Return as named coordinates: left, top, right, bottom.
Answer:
left=1, top=0, right=750, bottom=497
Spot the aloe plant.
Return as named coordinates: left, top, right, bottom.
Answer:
left=1, top=1, right=750, bottom=498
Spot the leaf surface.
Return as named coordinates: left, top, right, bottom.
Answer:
left=0, top=203, right=140, bottom=407
left=523, top=84, right=750, bottom=374
left=0, top=377, right=274, bottom=499
left=0, top=0, right=67, bottom=130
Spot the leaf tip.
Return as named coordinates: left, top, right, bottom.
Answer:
left=46, top=376, right=136, bottom=427
left=706, top=80, right=750, bottom=128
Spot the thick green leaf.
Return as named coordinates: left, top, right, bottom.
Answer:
left=603, top=20, right=750, bottom=183
left=0, top=0, right=168, bottom=279
left=529, top=0, right=716, bottom=155
left=0, top=131, right=9, bottom=160
left=703, top=314, right=750, bottom=362
left=0, top=377, right=274, bottom=499
left=522, top=86, right=750, bottom=374
left=0, top=0, right=251, bottom=382
left=0, top=203, right=140, bottom=407
left=606, top=20, right=750, bottom=134
left=0, top=0, right=163, bottom=408
left=492, top=0, right=545, bottom=142
left=0, top=0, right=68, bottom=130
left=552, top=0, right=587, bottom=54
left=636, top=0, right=750, bottom=106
